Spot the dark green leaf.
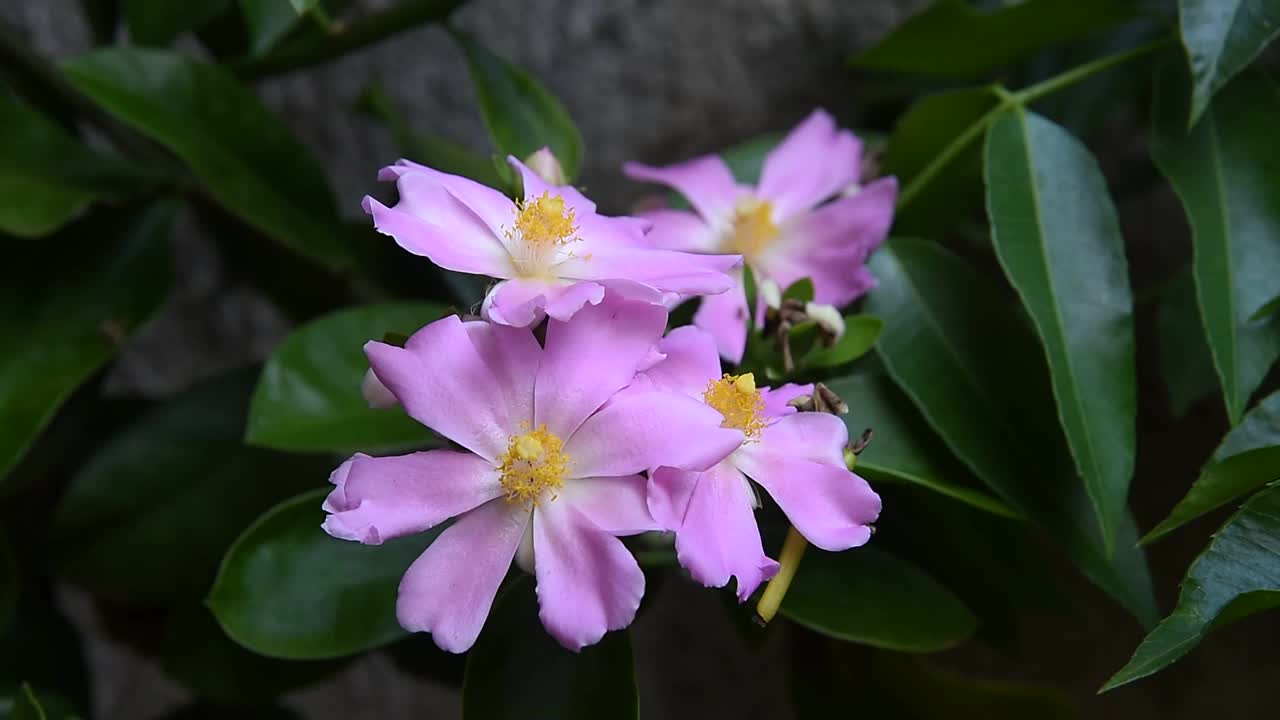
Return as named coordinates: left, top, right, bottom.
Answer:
left=0, top=585, right=88, bottom=712
left=1158, top=269, right=1219, bottom=418
left=124, top=0, right=232, bottom=45
left=162, top=605, right=343, bottom=702
left=860, top=653, right=1074, bottom=720
left=0, top=533, right=13, bottom=632
left=1178, top=0, right=1280, bottom=124
left=864, top=238, right=1157, bottom=625
left=246, top=302, right=447, bottom=453
left=463, top=579, right=638, bottom=720
left=0, top=202, right=173, bottom=482
left=781, top=278, right=815, bottom=304
left=886, top=86, right=1001, bottom=234
left=1252, top=293, right=1280, bottom=322
left=11, top=684, right=46, bottom=720
left=1143, top=390, right=1280, bottom=543
left=985, top=107, right=1137, bottom=551
left=158, top=703, right=302, bottom=720
left=780, top=547, right=976, bottom=652
left=851, top=0, right=1132, bottom=78
left=826, top=374, right=1015, bottom=518
left=1151, top=66, right=1280, bottom=423
left=1103, top=481, right=1280, bottom=690
left=208, top=489, right=444, bottom=659
left=239, top=0, right=313, bottom=56
left=800, top=315, right=883, bottom=370
left=61, top=48, right=352, bottom=269
left=50, top=370, right=325, bottom=606
left=452, top=31, right=583, bottom=181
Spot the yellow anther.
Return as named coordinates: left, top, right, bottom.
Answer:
left=513, top=192, right=577, bottom=247
left=497, top=425, right=569, bottom=507
left=703, top=373, right=766, bottom=441
left=726, top=196, right=779, bottom=256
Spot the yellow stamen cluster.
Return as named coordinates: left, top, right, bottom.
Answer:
left=702, top=372, right=766, bottom=441
left=513, top=192, right=577, bottom=247
left=726, top=196, right=780, bottom=257
left=497, top=424, right=570, bottom=507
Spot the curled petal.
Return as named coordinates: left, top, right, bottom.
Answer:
left=556, top=248, right=740, bottom=298
left=631, top=325, right=721, bottom=399
left=561, top=474, right=658, bottom=536
left=380, top=159, right=515, bottom=237
left=624, top=155, right=739, bottom=226
left=361, top=368, right=398, bottom=409
left=363, top=195, right=513, bottom=278
left=397, top=499, right=530, bottom=653
left=322, top=450, right=502, bottom=544
left=756, top=109, right=862, bottom=220
left=481, top=278, right=606, bottom=327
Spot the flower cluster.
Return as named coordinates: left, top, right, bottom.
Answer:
left=323, top=109, right=892, bottom=653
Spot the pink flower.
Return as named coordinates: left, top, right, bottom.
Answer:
left=322, top=298, right=744, bottom=652
left=363, top=156, right=741, bottom=327
left=634, top=326, right=882, bottom=600
left=624, top=109, right=898, bottom=362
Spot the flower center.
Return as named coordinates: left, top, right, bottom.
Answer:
left=497, top=424, right=570, bottom=507
left=702, top=372, right=766, bottom=441
left=725, top=196, right=779, bottom=257
left=508, top=192, right=579, bottom=277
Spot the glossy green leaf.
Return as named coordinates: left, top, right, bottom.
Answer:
left=246, top=303, right=447, bottom=453
left=61, top=48, right=351, bottom=269
left=0, top=93, right=140, bottom=238
left=985, top=107, right=1137, bottom=551
left=864, top=238, right=1157, bottom=625
left=851, top=0, right=1132, bottom=78
left=780, top=547, right=976, bottom=652
left=1252, top=293, right=1280, bottom=322
left=1158, top=269, right=1218, bottom=418
left=782, top=278, right=815, bottom=304
left=1151, top=66, right=1280, bottom=424
left=1178, top=0, right=1280, bottom=124
left=826, top=374, right=1015, bottom=518
left=800, top=315, right=883, bottom=370
left=885, top=86, right=1000, bottom=233
left=239, top=0, right=315, bottom=55
left=1104, top=481, right=1280, bottom=690
left=162, top=606, right=342, bottom=701
left=1143, top=390, right=1280, bottom=543
left=453, top=31, right=583, bottom=181
left=50, top=370, right=324, bottom=606
left=0, top=202, right=173, bottom=483
left=463, top=579, right=638, bottom=720
left=124, top=0, right=232, bottom=45
left=208, top=489, right=444, bottom=659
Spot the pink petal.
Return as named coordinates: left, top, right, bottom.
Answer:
left=322, top=450, right=502, bottom=544
left=561, top=474, right=658, bottom=535
left=624, top=155, right=739, bottom=226
left=365, top=315, right=511, bottom=462
left=758, top=177, right=897, bottom=308
left=556, top=247, right=740, bottom=297
left=757, top=411, right=848, bottom=466
left=632, top=325, right=721, bottom=399
left=733, top=417, right=881, bottom=551
left=481, top=278, right=606, bottom=327
left=533, top=499, right=645, bottom=650
left=462, top=320, right=542, bottom=431
left=756, top=109, right=862, bottom=220
left=564, top=389, right=743, bottom=477
left=363, top=195, right=513, bottom=278
left=397, top=498, right=530, bottom=653
left=651, top=463, right=779, bottom=601
left=760, top=382, right=815, bottom=421
left=380, top=159, right=515, bottom=238
left=535, top=296, right=668, bottom=438
left=692, top=281, right=749, bottom=364
left=637, top=209, right=721, bottom=253
left=509, top=155, right=597, bottom=216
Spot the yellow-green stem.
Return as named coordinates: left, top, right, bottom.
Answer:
left=756, top=525, right=808, bottom=624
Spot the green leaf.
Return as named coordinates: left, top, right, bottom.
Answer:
left=885, top=85, right=1000, bottom=233
left=1178, top=0, right=1280, bottom=125
left=864, top=238, right=1157, bottom=625
left=780, top=547, right=976, bottom=652
left=851, top=0, right=1133, bottom=78
left=1158, top=269, right=1219, bottom=418
left=452, top=31, right=583, bottom=181
left=239, top=0, right=315, bottom=55
left=1150, top=66, right=1280, bottom=424
left=246, top=302, right=447, bottom=453
left=826, top=374, right=1015, bottom=518
left=1252, top=293, right=1280, bottom=322
left=984, top=107, right=1137, bottom=552
left=1103, top=481, right=1280, bottom=690
left=162, top=605, right=343, bottom=702
left=11, top=684, right=47, bottom=720
left=61, top=48, right=352, bottom=270
left=0, top=202, right=173, bottom=483
left=800, top=315, right=883, bottom=369
left=0, top=585, right=88, bottom=712
left=781, top=278, right=814, bottom=304
left=50, top=370, right=325, bottom=606
left=208, top=489, right=444, bottom=659
left=0, top=533, right=13, bottom=632
left=1143, top=390, right=1280, bottom=543
left=463, top=579, right=638, bottom=720
left=124, top=0, right=232, bottom=45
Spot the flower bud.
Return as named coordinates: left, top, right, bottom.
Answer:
left=361, top=368, right=398, bottom=409
left=525, top=147, right=567, bottom=186
left=805, top=302, right=845, bottom=341
left=759, top=278, right=782, bottom=310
